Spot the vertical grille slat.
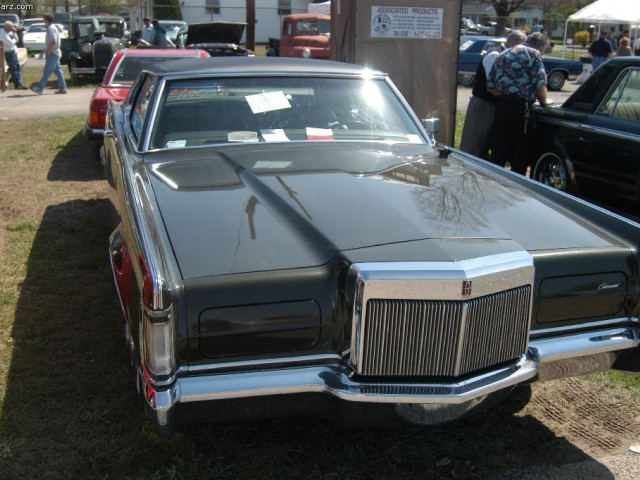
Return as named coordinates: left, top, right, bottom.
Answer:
left=358, top=286, right=531, bottom=377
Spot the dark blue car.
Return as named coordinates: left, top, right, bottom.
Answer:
left=458, top=36, right=584, bottom=91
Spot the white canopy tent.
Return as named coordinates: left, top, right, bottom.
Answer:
left=563, top=0, right=640, bottom=55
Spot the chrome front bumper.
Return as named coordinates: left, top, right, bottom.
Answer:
left=143, top=325, right=640, bottom=429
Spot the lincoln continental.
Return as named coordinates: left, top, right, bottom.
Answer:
left=103, top=57, right=640, bottom=437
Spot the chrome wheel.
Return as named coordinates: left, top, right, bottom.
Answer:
left=547, top=71, right=565, bottom=91
left=533, top=153, right=569, bottom=192
left=458, top=73, right=475, bottom=87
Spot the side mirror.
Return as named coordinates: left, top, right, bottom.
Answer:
left=422, top=117, right=440, bottom=145
left=422, top=117, right=440, bottom=134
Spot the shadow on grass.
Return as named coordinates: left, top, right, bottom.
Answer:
left=47, top=131, right=103, bottom=182
left=0, top=200, right=616, bottom=479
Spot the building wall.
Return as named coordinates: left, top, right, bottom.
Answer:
left=180, top=0, right=314, bottom=43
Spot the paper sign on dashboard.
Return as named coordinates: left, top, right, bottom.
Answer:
left=246, top=91, right=291, bottom=114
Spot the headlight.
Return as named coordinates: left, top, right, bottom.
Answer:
left=302, top=48, right=311, bottom=58
left=82, top=43, right=92, bottom=54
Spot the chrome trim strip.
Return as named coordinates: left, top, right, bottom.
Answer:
left=536, top=115, right=640, bottom=143
left=529, top=326, right=640, bottom=363
left=162, top=71, right=389, bottom=82
left=351, top=252, right=534, bottom=301
left=177, top=354, right=344, bottom=375
left=530, top=317, right=639, bottom=339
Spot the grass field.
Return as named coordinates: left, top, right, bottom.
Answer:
left=0, top=112, right=639, bottom=479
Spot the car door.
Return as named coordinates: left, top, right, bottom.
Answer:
left=280, top=18, right=294, bottom=57
left=572, top=67, right=640, bottom=207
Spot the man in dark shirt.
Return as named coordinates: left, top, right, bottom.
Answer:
left=588, top=30, right=614, bottom=71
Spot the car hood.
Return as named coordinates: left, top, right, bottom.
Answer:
left=146, top=143, right=622, bottom=279
left=185, top=22, right=246, bottom=46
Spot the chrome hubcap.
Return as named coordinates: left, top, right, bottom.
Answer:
left=538, top=156, right=567, bottom=191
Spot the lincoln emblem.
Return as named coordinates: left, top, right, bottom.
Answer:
left=462, top=280, right=472, bottom=296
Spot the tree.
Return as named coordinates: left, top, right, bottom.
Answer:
left=153, top=0, right=182, bottom=20
left=491, top=1, right=531, bottom=35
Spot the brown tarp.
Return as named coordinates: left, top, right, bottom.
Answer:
left=331, top=0, right=461, bottom=145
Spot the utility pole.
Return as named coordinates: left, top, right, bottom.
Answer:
left=246, top=0, right=255, bottom=51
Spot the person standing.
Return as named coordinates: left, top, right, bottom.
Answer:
left=1, top=20, right=28, bottom=90
left=486, top=31, right=550, bottom=176
left=459, top=44, right=502, bottom=159
left=29, top=14, right=67, bottom=95
left=606, top=30, right=618, bottom=51
left=151, top=20, right=167, bottom=47
left=617, top=37, right=633, bottom=57
left=140, top=16, right=155, bottom=45
left=588, top=30, right=614, bottom=71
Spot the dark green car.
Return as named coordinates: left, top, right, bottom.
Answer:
left=103, top=57, right=640, bottom=437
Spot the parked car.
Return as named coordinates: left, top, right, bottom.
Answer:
left=460, top=17, right=480, bottom=36
left=532, top=56, right=640, bottom=214
left=457, top=36, right=583, bottom=90
left=83, top=47, right=209, bottom=160
left=61, top=15, right=127, bottom=85
left=458, top=36, right=506, bottom=86
left=182, top=22, right=254, bottom=56
left=22, top=18, right=43, bottom=32
left=0, top=13, right=21, bottom=29
left=22, top=23, right=68, bottom=53
left=476, top=22, right=512, bottom=36
left=102, top=56, right=640, bottom=437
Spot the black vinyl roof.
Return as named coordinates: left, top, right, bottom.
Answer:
left=144, top=57, right=386, bottom=77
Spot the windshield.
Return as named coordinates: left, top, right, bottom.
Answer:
left=296, top=19, right=330, bottom=35
left=77, top=19, right=123, bottom=38
left=149, top=76, right=425, bottom=150
left=27, top=24, right=47, bottom=33
left=111, top=56, right=197, bottom=85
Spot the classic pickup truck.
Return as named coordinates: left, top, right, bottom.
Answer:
left=103, top=57, right=640, bottom=437
left=266, top=13, right=330, bottom=58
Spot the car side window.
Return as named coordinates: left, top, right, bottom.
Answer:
left=598, top=69, right=640, bottom=120
left=130, top=76, right=157, bottom=143
left=611, top=70, right=640, bottom=121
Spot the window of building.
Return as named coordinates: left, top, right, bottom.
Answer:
left=205, top=0, right=220, bottom=14
left=278, top=0, right=292, bottom=15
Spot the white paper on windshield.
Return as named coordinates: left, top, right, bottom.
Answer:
left=254, top=161, right=292, bottom=169
left=165, top=139, right=186, bottom=148
left=261, top=129, right=290, bottom=142
left=246, top=91, right=291, bottom=114
left=228, top=131, right=259, bottom=142
left=406, top=134, right=422, bottom=144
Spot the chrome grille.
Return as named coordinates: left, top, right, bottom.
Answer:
left=93, top=42, right=114, bottom=70
left=358, top=286, right=531, bottom=377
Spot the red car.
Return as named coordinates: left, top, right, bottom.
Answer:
left=83, top=48, right=209, bottom=159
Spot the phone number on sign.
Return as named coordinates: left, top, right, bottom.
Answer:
left=1, top=4, right=35, bottom=11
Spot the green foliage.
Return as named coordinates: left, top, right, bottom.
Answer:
left=153, top=0, right=183, bottom=20
left=574, top=30, right=591, bottom=47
